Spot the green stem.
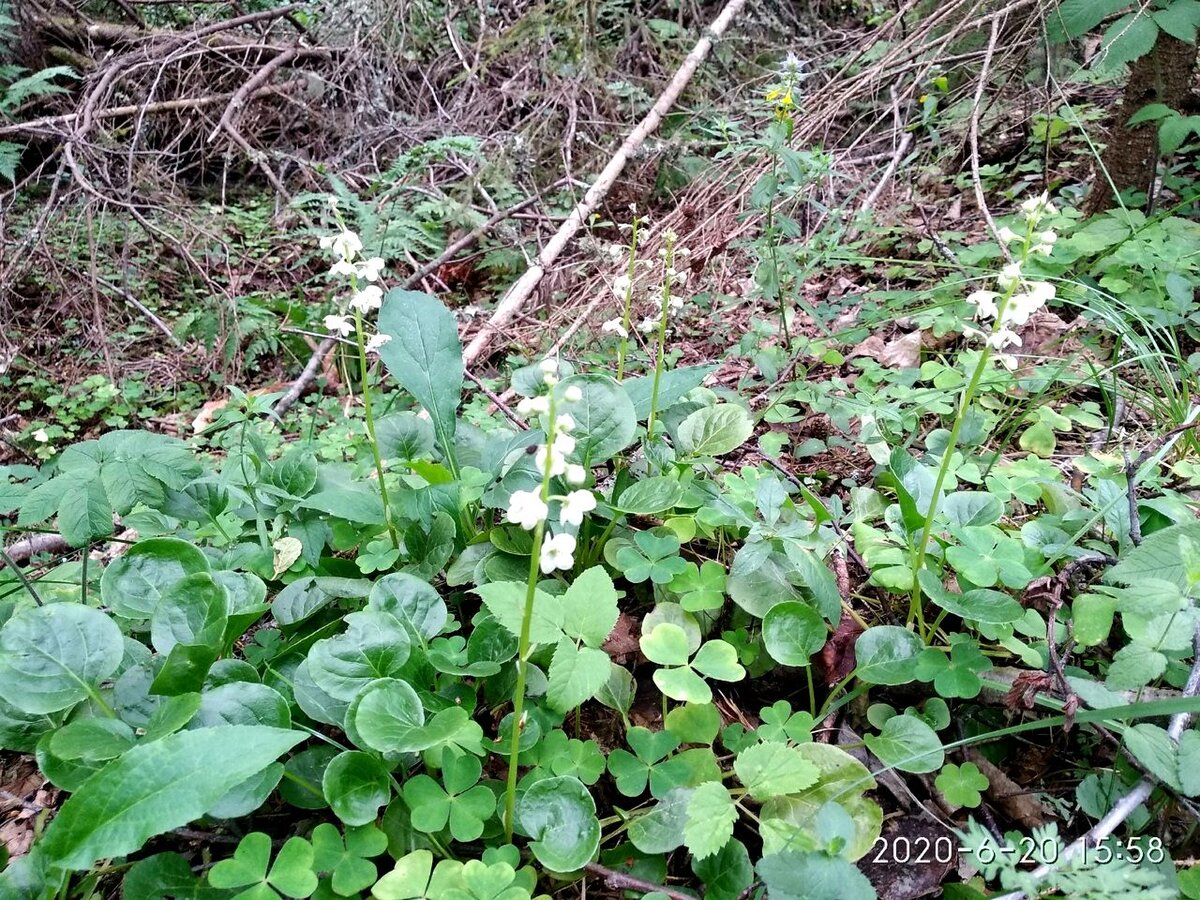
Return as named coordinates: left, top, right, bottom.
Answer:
left=353, top=308, right=400, bottom=550
left=908, top=280, right=1020, bottom=630
left=504, top=393, right=558, bottom=840
left=764, top=151, right=789, bottom=346
left=646, top=235, right=676, bottom=441
left=615, top=218, right=640, bottom=382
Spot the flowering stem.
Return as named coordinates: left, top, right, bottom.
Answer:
left=908, top=284, right=1018, bottom=632
left=646, top=234, right=676, bottom=441
left=763, top=149, right=789, bottom=346
left=615, top=218, right=640, bottom=382
left=503, top=393, right=558, bottom=840
left=352, top=308, right=400, bottom=551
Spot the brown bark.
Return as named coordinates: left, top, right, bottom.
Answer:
left=1084, top=34, right=1198, bottom=215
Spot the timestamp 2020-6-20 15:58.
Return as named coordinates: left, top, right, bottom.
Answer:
left=869, top=834, right=1168, bottom=867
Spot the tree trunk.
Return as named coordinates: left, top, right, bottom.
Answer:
left=1084, top=34, right=1198, bottom=216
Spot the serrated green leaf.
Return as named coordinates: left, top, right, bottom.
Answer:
left=684, top=781, right=737, bottom=859
left=735, top=741, right=819, bottom=800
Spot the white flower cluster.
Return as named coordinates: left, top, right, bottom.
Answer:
left=601, top=223, right=691, bottom=340
left=962, top=192, right=1060, bottom=370
left=319, top=218, right=392, bottom=353
left=505, top=359, right=597, bottom=573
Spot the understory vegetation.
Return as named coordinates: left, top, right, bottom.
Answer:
left=5, top=1, right=1200, bottom=898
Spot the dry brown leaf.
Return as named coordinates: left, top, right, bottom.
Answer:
left=879, top=330, right=923, bottom=368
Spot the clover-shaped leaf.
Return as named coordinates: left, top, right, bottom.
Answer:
left=208, top=832, right=318, bottom=899
left=935, top=762, right=989, bottom=808
left=945, top=526, right=1032, bottom=589
left=310, top=823, right=387, bottom=897
left=607, top=726, right=680, bottom=797
left=402, top=750, right=496, bottom=842
left=641, top=624, right=745, bottom=704
left=914, top=639, right=991, bottom=699
left=669, top=561, right=727, bottom=612
left=757, top=701, right=815, bottom=744
left=615, top=530, right=689, bottom=584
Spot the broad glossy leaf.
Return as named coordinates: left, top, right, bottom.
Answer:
left=58, top=477, right=113, bottom=547
left=150, top=573, right=229, bottom=656
left=622, top=364, right=717, bottom=420
left=516, top=776, right=600, bottom=872
left=676, top=405, right=753, bottom=457
left=378, top=289, right=463, bottom=463
left=762, top=601, right=826, bottom=667
left=853, top=625, right=922, bottom=685
left=351, top=678, right=425, bottom=753
left=36, top=726, right=303, bottom=872
left=307, top=611, right=412, bottom=700
left=0, top=603, right=124, bottom=714
left=864, top=714, right=945, bottom=774
left=323, top=750, right=391, bottom=826
left=193, top=683, right=291, bottom=729
left=101, top=538, right=210, bottom=620
left=554, top=373, right=636, bottom=463
left=758, top=850, right=875, bottom=900
left=272, top=576, right=370, bottom=627
left=368, top=573, right=447, bottom=641
left=693, top=838, right=753, bottom=900
left=614, top=476, right=686, bottom=514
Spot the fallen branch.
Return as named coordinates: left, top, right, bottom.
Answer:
left=0, top=79, right=308, bottom=138
left=461, top=0, right=752, bottom=366
left=0, top=532, right=72, bottom=568
left=992, top=623, right=1200, bottom=900
left=583, top=863, right=695, bottom=900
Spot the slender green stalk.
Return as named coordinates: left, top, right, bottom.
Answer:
left=615, top=217, right=641, bottom=382
left=353, top=308, right=400, bottom=550
left=646, top=233, right=676, bottom=440
left=504, top=393, right=558, bottom=840
left=763, top=149, right=789, bottom=346
left=908, top=277, right=1022, bottom=630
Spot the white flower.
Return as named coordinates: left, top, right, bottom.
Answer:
left=539, top=358, right=559, bottom=375
left=1005, top=281, right=1054, bottom=325
left=555, top=413, right=575, bottom=434
left=324, top=314, right=354, bottom=336
left=330, top=260, right=358, bottom=278
left=606, top=244, right=626, bottom=263
left=320, top=230, right=363, bottom=260
left=966, top=290, right=1000, bottom=320
left=1038, top=230, right=1057, bottom=245
left=506, top=490, right=548, bottom=530
left=565, top=463, right=587, bottom=485
left=663, top=227, right=679, bottom=244
left=559, top=490, right=597, bottom=526
left=668, top=295, right=685, bottom=314
left=1020, top=191, right=1057, bottom=222
left=357, top=257, right=385, bottom=281
left=365, top=333, right=392, bottom=353
left=612, top=274, right=632, bottom=299
left=986, top=328, right=1021, bottom=350
left=601, top=318, right=628, bottom=338
left=562, top=385, right=583, bottom=403
left=996, top=352, right=1019, bottom=371
left=962, top=324, right=986, bottom=343
left=535, top=444, right=568, bottom=477
left=638, top=316, right=658, bottom=334
left=553, top=433, right=577, bottom=455
left=997, top=226, right=1020, bottom=244
left=539, top=532, right=577, bottom=574
left=996, top=262, right=1023, bottom=290
left=31, top=428, right=48, bottom=443
left=350, top=285, right=384, bottom=313
left=517, top=396, right=550, bottom=416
